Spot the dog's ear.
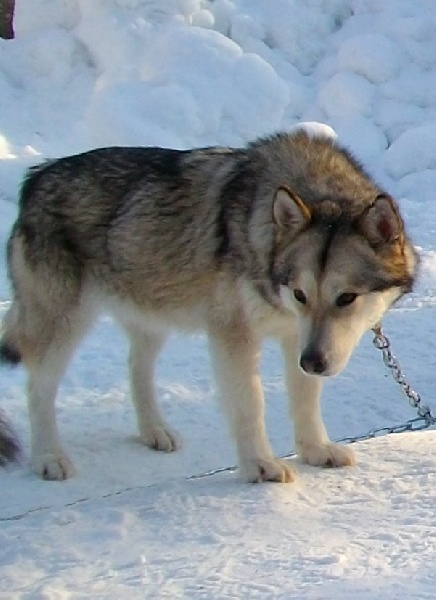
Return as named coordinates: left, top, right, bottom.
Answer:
left=358, top=194, right=403, bottom=246
left=273, top=186, right=311, bottom=234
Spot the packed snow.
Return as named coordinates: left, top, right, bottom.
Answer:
left=1, top=0, right=436, bottom=598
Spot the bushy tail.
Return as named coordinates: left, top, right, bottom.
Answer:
left=0, top=340, right=22, bottom=366
left=0, top=340, right=22, bottom=464
left=0, top=411, right=20, bottom=465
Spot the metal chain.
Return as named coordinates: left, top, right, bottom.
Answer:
left=371, top=323, right=436, bottom=427
left=190, top=323, right=436, bottom=480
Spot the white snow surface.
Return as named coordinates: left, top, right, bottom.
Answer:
left=1, top=0, right=436, bottom=597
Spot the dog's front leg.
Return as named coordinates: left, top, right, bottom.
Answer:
left=281, top=335, right=355, bottom=468
left=208, top=324, right=295, bottom=483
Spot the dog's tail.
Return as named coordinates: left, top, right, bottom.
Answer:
left=0, top=340, right=22, bottom=465
left=0, top=411, right=20, bottom=465
left=0, top=339, right=22, bottom=366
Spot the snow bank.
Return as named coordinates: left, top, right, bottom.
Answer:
left=1, top=0, right=436, bottom=206
left=86, top=25, right=290, bottom=148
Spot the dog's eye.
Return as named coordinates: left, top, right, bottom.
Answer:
left=336, top=293, right=357, bottom=307
left=293, top=289, right=307, bottom=305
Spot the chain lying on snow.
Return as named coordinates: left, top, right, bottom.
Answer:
left=190, top=323, right=436, bottom=480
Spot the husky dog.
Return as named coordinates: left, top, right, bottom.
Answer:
left=0, top=130, right=417, bottom=482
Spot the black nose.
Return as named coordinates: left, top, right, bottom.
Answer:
left=300, top=350, right=327, bottom=375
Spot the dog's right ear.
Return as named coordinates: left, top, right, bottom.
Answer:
left=273, top=186, right=311, bottom=235
left=358, top=194, right=403, bottom=246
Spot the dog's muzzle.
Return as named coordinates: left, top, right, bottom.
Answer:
left=300, top=349, right=328, bottom=375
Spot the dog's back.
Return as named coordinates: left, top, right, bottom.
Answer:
left=13, top=146, right=227, bottom=296
left=2, top=146, right=241, bottom=363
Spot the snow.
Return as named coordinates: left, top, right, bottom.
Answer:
left=337, top=34, right=403, bottom=84
left=1, top=0, right=436, bottom=597
left=2, top=433, right=436, bottom=599
left=384, top=122, right=436, bottom=179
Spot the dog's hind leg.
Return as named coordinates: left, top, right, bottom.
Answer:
left=27, top=345, right=78, bottom=481
left=1, top=236, right=94, bottom=479
left=25, top=302, right=96, bottom=480
left=125, top=327, right=180, bottom=452
left=281, top=335, right=355, bottom=468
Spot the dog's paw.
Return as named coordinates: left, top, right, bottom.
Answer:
left=240, top=457, right=297, bottom=483
left=299, top=442, right=355, bottom=468
left=31, top=452, right=76, bottom=481
left=140, top=424, right=180, bottom=453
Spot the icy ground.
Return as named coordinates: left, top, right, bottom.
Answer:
left=1, top=1, right=436, bottom=598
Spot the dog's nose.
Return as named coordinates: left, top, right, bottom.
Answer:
left=300, top=350, right=327, bottom=375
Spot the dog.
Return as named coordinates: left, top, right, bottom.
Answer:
left=0, top=129, right=418, bottom=482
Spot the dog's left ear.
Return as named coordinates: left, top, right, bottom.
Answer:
left=273, top=186, right=311, bottom=235
left=358, top=194, right=403, bottom=246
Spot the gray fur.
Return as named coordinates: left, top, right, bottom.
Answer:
left=0, top=130, right=418, bottom=481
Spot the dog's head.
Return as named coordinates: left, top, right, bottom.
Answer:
left=272, top=187, right=418, bottom=377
